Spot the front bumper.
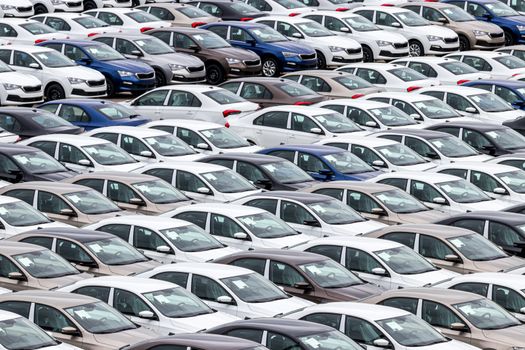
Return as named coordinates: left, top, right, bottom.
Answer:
left=4, top=88, right=43, bottom=105
left=227, top=60, right=262, bottom=78
left=170, top=66, right=206, bottom=84
left=282, top=54, right=318, bottom=72
left=427, top=39, right=460, bottom=55
left=4, top=6, right=34, bottom=17
left=376, top=42, right=409, bottom=60
left=118, top=74, right=156, bottom=92
left=473, top=33, right=505, bottom=49
left=328, top=48, right=362, bottom=67
left=68, top=80, right=107, bottom=98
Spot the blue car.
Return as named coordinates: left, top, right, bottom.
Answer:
left=443, top=0, right=525, bottom=45
left=258, top=144, right=383, bottom=181
left=200, top=22, right=317, bottom=77
left=462, top=79, right=525, bottom=109
left=37, top=99, right=151, bottom=131
left=37, top=40, right=156, bottom=96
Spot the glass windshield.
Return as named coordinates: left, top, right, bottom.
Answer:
left=333, top=75, right=373, bottom=90
left=428, top=136, right=478, bottom=157
left=324, top=151, right=374, bottom=174
left=34, top=51, right=75, bottom=68
left=436, top=179, right=491, bottom=203
left=249, top=26, right=288, bottom=43
left=237, top=212, right=297, bottom=238
left=191, top=32, right=230, bottom=49
left=221, top=273, right=288, bottom=303
left=344, top=16, right=379, bottom=31
left=278, top=82, right=316, bottom=97
left=94, top=103, right=139, bottom=120
left=230, top=2, right=260, bottom=14
left=413, top=98, right=460, bottom=119
left=0, top=200, right=50, bottom=226
left=299, top=330, right=362, bottom=350
left=20, top=22, right=55, bottom=34
left=0, top=59, right=12, bottom=73
left=178, top=6, right=214, bottom=18
left=143, top=287, right=213, bottom=318
left=314, top=113, right=362, bottom=133
left=495, top=170, right=525, bottom=193
left=369, top=106, right=417, bottom=126
left=203, top=90, right=245, bottom=104
left=377, top=314, right=447, bottom=347
left=202, top=169, right=255, bottom=193
left=275, top=0, right=307, bottom=8
left=261, top=161, right=313, bottom=184
left=375, top=143, right=427, bottom=166
left=296, top=22, right=333, bottom=37
left=494, top=55, right=525, bottom=69
left=374, top=189, right=428, bottom=213
left=64, top=190, right=120, bottom=214
left=453, top=298, right=520, bottom=329
left=132, top=179, right=188, bottom=204
left=395, top=11, right=429, bottom=26
left=85, top=237, right=147, bottom=265
left=388, top=68, right=427, bottom=82
left=82, top=143, right=136, bottom=166
left=307, top=200, right=364, bottom=225
left=439, top=61, right=478, bottom=74
left=126, top=11, right=163, bottom=23
left=447, top=234, right=507, bottom=261
left=32, top=112, right=72, bottom=128
left=85, top=45, right=125, bottom=61
left=375, top=245, right=437, bottom=274
left=485, top=1, right=519, bottom=17
left=441, top=6, right=475, bottom=21
left=73, top=16, right=109, bottom=28
left=0, top=317, right=59, bottom=350
left=510, top=0, right=525, bottom=11
left=13, top=151, right=66, bottom=174
left=144, top=134, right=195, bottom=156
left=13, top=249, right=78, bottom=278
left=134, top=38, right=173, bottom=55
left=66, top=302, right=136, bottom=334
left=160, top=224, right=224, bottom=252
left=299, top=259, right=362, bottom=288
left=486, top=128, right=525, bottom=150
left=201, top=127, right=249, bottom=149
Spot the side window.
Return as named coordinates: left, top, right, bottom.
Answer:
left=345, top=108, right=374, bottom=126
left=96, top=224, right=131, bottom=241
left=405, top=137, right=437, bottom=158
left=488, top=222, right=522, bottom=247
left=266, top=150, right=295, bottom=162
left=191, top=274, right=231, bottom=301
left=176, top=170, right=210, bottom=193
left=221, top=82, right=241, bottom=94
left=240, top=83, right=272, bottom=99
left=254, top=111, right=288, bottom=129
left=120, top=135, right=151, bottom=157
left=0, top=24, right=16, bottom=37
left=58, top=105, right=90, bottom=123
left=381, top=232, right=416, bottom=249
left=297, top=152, right=325, bottom=173
left=113, top=288, right=154, bottom=317
left=421, top=91, right=445, bottom=100
left=58, top=143, right=87, bottom=165
left=143, top=168, right=174, bottom=184
left=231, top=258, right=266, bottom=275
left=311, top=188, right=344, bottom=201
left=0, top=301, right=30, bottom=318
left=3, top=189, right=35, bottom=206
left=280, top=200, right=316, bottom=225
left=207, top=25, right=227, bottom=39
left=246, top=0, right=271, bottom=11
left=500, top=159, right=525, bottom=170
left=0, top=50, right=11, bottom=64
left=350, top=145, right=382, bottom=165
left=301, top=313, right=342, bottom=330
left=276, top=21, right=302, bottom=38
left=244, top=198, right=278, bottom=214
left=392, top=99, right=420, bottom=117
left=237, top=162, right=267, bottom=183
left=345, top=248, right=382, bottom=273
left=407, top=62, right=437, bottom=78
left=0, top=154, right=19, bottom=174
left=74, top=178, right=105, bottom=193
left=300, top=76, right=330, bottom=93
left=434, top=126, right=460, bottom=137
left=380, top=298, right=419, bottom=314
left=304, top=245, right=342, bottom=262
left=439, top=168, right=468, bottom=179
left=452, top=219, right=484, bottom=234
left=410, top=180, right=443, bottom=203
left=269, top=260, right=306, bottom=287
left=199, top=3, right=223, bottom=16
left=422, top=7, right=444, bottom=22
left=462, top=129, right=492, bottom=149
left=230, top=27, right=251, bottom=42
left=91, top=132, right=118, bottom=144
left=207, top=159, right=234, bottom=169
left=267, top=332, right=301, bottom=350
left=226, top=329, right=263, bottom=344
left=325, top=16, right=347, bottom=32
left=421, top=300, right=462, bottom=329
left=419, top=235, right=454, bottom=260
left=446, top=93, right=476, bottom=112
left=492, top=285, right=525, bottom=313
left=466, top=2, right=489, bottom=16
left=45, top=18, right=71, bottom=30
left=451, top=282, right=489, bottom=297
left=153, top=271, right=189, bottom=287
left=20, top=236, right=53, bottom=250
left=133, top=226, right=168, bottom=252
left=97, top=12, right=124, bottom=25
left=176, top=127, right=207, bottom=147
left=34, top=304, right=74, bottom=333
left=73, top=286, right=111, bottom=301
left=210, top=214, right=245, bottom=238
left=347, top=191, right=381, bottom=213
left=495, top=86, right=521, bottom=104
left=168, top=91, right=201, bottom=107
left=13, top=51, right=38, bottom=68
left=173, top=211, right=208, bottom=229
left=134, top=90, right=168, bottom=106
left=107, top=180, right=140, bottom=203
left=37, top=191, right=72, bottom=214
left=150, top=31, right=172, bottom=45
left=470, top=171, right=500, bottom=192
left=321, top=104, right=345, bottom=115
left=149, top=125, right=174, bottom=134
left=29, top=141, right=56, bottom=156
left=463, top=55, right=491, bottom=71
left=0, top=255, right=21, bottom=278
left=377, top=177, right=408, bottom=189
left=149, top=7, right=175, bottom=20
left=91, top=37, right=113, bottom=46
left=376, top=12, right=400, bottom=27
left=56, top=239, right=94, bottom=265
left=355, top=10, right=374, bottom=21
left=344, top=316, right=384, bottom=345
left=63, top=45, right=89, bottom=61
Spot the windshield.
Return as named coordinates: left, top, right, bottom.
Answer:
left=143, top=287, right=213, bottom=318
left=0, top=59, right=12, bottom=73
left=64, top=190, right=120, bottom=214
left=32, top=112, right=72, bottom=128
left=275, top=0, right=307, bottom=8
left=191, top=32, right=230, bottom=49
left=299, top=330, right=361, bottom=350
left=494, top=55, right=525, bottom=69
left=85, top=45, right=125, bottom=61
left=178, top=6, right=214, bottom=18
left=202, top=169, right=255, bottom=193
left=82, top=143, right=136, bottom=166
left=395, top=11, right=429, bottom=26
left=237, top=212, right=297, bottom=238
left=249, top=26, right=288, bottom=43
left=313, top=113, right=362, bottom=133
left=374, top=189, right=428, bottom=213
left=13, top=249, right=78, bottom=278
left=221, top=273, right=288, bottom=303
left=442, top=6, right=475, bottom=21
left=132, top=179, right=188, bottom=204
left=324, top=151, right=374, bottom=174
left=144, top=134, right=195, bottom=156
left=377, top=314, right=447, bottom=347
left=299, top=259, right=362, bottom=288
left=453, top=298, right=520, bottom=329
left=344, top=16, right=379, bottom=31
left=126, top=11, right=163, bottom=23
left=388, top=68, right=427, bottom=82
left=439, top=61, right=478, bottom=74
left=94, top=103, right=139, bottom=120
left=134, top=38, right=174, bottom=55
left=447, top=234, right=507, bottom=261
left=34, top=51, right=75, bottom=68
left=485, top=1, right=519, bottom=16
left=296, top=22, right=333, bottom=37
left=486, top=128, right=525, bottom=150
left=73, top=16, right=109, bottom=28
left=369, top=106, right=416, bottom=126
left=435, top=179, right=491, bottom=203
left=201, top=127, right=249, bottom=149
left=428, top=136, right=478, bottom=157
left=13, top=151, right=66, bottom=174
left=0, top=200, right=50, bottom=226
left=160, top=224, right=224, bottom=252
left=307, top=200, right=364, bottom=225
left=375, top=245, right=437, bottom=274
left=375, top=143, right=427, bottom=166
left=203, top=90, right=245, bottom=104
left=495, top=170, right=525, bottom=193
left=66, top=302, right=136, bottom=334
left=20, top=22, right=55, bottom=35
left=333, top=75, right=373, bottom=90
left=85, top=237, right=147, bottom=265
left=0, top=317, right=59, bottom=350
left=278, top=82, right=316, bottom=97
left=261, top=161, right=313, bottom=184
left=509, top=0, right=525, bottom=11
left=413, top=98, right=460, bottom=119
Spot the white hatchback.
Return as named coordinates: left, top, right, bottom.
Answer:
left=31, top=13, right=120, bottom=39
left=84, top=8, right=170, bottom=34
left=0, top=18, right=68, bottom=44
left=446, top=50, right=525, bottom=79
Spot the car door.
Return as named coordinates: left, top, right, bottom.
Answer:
left=420, top=299, right=472, bottom=344
left=130, top=89, right=170, bottom=120
left=409, top=179, right=451, bottom=213
left=280, top=200, right=323, bottom=237
left=132, top=225, right=175, bottom=263
left=418, top=234, right=465, bottom=273
left=344, top=247, right=392, bottom=289
left=175, top=170, right=215, bottom=202
left=55, top=238, right=99, bottom=274
left=0, top=254, right=30, bottom=291
left=461, top=128, right=496, bottom=155
left=57, top=142, right=94, bottom=173
left=289, top=112, right=324, bottom=144
left=119, top=134, right=156, bottom=162
left=344, top=315, right=390, bottom=350
left=345, top=190, right=392, bottom=224
left=112, top=288, right=161, bottom=334
left=106, top=180, right=148, bottom=213
left=190, top=273, right=239, bottom=316
left=33, top=303, right=84, bottom=348
left=252, top=111, right=291, bottom=146
left=11, top=51, right=45, bottom=82
left=36, top=190, right=80, bottom=226
left=209, top=213, right=254, bottom=250
left=297, top=151, right=330, bottom=180
left=228, top=26, right=257, bottom=52
left=470, top=169, right=510, bottom=200
left=165, top=90, right=201, bottom=120
left=269, top=259, right=322, bottom=302
left=0, top=154, right=25, bottom=183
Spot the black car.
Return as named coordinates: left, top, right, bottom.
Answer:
left=199, top=153, right=318, bottom=190
left=504, top=116, right=525, bottom=137
left=0, top=107, right=83, bottom=140
left=0, top=144, right=76, bottom=183
left=435, top=211, right=525, bottom=257
left=426, top=121, right=525, bottom=156
left=124, top=334, right=269, bottom=350
left=188, top=0, right=268, bottom=21
left=207, top=318, right=362, bottom=350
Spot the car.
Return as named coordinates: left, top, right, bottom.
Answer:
left=337, top=63, right=440, bottom=92
left=137, top=3, right=221, bottom=27
left=85, top=126, right=201, bottom=162
left=123, top=85, right=259, bottom=124
left=299, top=10, right=409, bottom=62
left=258, top=144, right=383, bottom=181
left=144, top=120, right=261, bottom=154
left=496, top=43, right=525, bottom=61
left=31, top=0, right=84, bottom=14
left=85, top=215, right=240, bottom=263
left=285, top=303, right=480, bottom=350
left=0, top=0, right=33, bottom=17
left=147, top=27, right=261, bottom=85
left=0, top=291, right=157, bottom=350
left=435, top=211, right=525, bottom=257
left=488, top=152, right=525, bottom=169
left=188, top=0, right=268, bottom=21
left=462, top=79, right=525, bottom=112
left=122, top=334, right=270, bottom=350
left=351, top=6, right=460, bottom=57
left=135, top=162, right=262, bottom=203
left=0, top=18, right=68, bottom=45
left=400, top=1, right=505, bottom=50
left=504, top=202, right=525, bottom=214
left=227, top=105, right=366, bottom=148
left=370, top=171, right=511, bottom=213
left=99, top=0, right=130, bottom=8
left=374, top=129, right=493, bottom=164
left=59, top=276, right=239, bottom=334
left=201, top=22, right=317, bottom=77
left=252, top=16, right=362, bottom=69
left=8, top=227, right=158, bottom=276
left=20, top=134, right=145, bottom=173
left=503, top=111, right=525, bottom=135
left=282, top=70, right=385, bottom=99
left=293, top=236, right=458, bottom=289
left=242, top=0, right=314, bottom=15
left=30, top=13, right=120, bottom=39
left=446, top=50, right=525, bottom=79
left=91, top=33, right=206, bottom=86
left=136, top=263, right=314, bottom=319
left=234, top=191, right=387, bottom=237
left=426, top=121, right=525, bottom=156
left=215, top=249, right=384, bottom=303
left=82, top=0, right=103, bottom=11
left=38, top=40, right=155, bottom=97
left=300, top=181, right=449, bottom=225
left=84, top=8, right=171, bottom=34
left=0, top=128, right=17, bottom=143
left=37, top=99, right=151, bottom=130
left=366, top=224, right=524, bottom=274
left=364, top=288, right=525, bottom=350
left=316, top=136, right=437, bottom=172
left=220, top=77, right=326, bottom=107
left=0, top=58, right=44, bottom=106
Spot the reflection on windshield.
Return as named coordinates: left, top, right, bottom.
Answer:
left=428, top=136, right=478, bottom=157
left=14, top=249, right=78, bottom=278
left=143, top=287, right=213, bottom=318
left=299, top=259, right=362, bottom=288
left=221, top=273, right=288, bottom=303
left=66, top=302, right=136, bottom=334
left=161, top=224, right=224, bottom=252
left=375, top=144, right=427, bottom=166
left=374, top=189, right=428, bottom=213
left=377, top=314, right=447, bottom=347
left=374, top=245, right=437, bottom=274
left=453, top=298, right=520, bottom=329
left=237, top=212, right=297, bottom=238
left=447, top=234, right=507, bottom=261
left=307, top=200, right=364, bottom=224
left=323, top=151, right=374, bottom=174
left=436, top=179, right=491, bottom=203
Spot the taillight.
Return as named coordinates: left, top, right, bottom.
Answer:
left=294, top=101, right=312, bottom=105
left=351, top=93, right=365, bottom=99
left=223, top=109, right=241, bottom=117
left=336, top=7, right=349, bottom=11
left=512, top=73, right=522, bottom=77
left=15, top=136, right=22, bottom=143
left=225, top=122, right=231, bottom=128
left=289, top=12, right=300, bottom=16
left=407, top=86, right=421, bottom=92
left=240, top=17, right=253, bottom=21
left=87, top=32, right=98, bottom=37
left=35, top=39, right=47, bottom=44
left=381, top=3, right=395, bottom=6
left=140, top=27, right=154, bottom=33
left=457, top=79, right=470, bottom=85
left=191, top=21, right=207, bottom=28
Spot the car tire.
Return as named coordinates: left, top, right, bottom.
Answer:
left=262, top=57, right=279, bottom=77
left=155, top=69, right=167, bottom=87
left=106, top=78, right=116, bottom=97
left=34, top=4, right=48, bottom=14
left=408, top=40, right=424, bottom=57
left=362, top=45, right=374, bottom=62
left=83, top=0, right=97, bottom=10
left=316, top=51, right=326, bottom=69
left=504, top=30, right=515, bottom=46
left=45, top=83, right=65, bottom=101
left=206, top=63, right=224, bottom=85
left=458, top=35, right=470, bottom=51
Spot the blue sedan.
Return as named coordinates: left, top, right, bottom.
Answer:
left=462, top=79, right=525, bottom=109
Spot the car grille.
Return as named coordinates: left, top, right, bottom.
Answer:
left=7, top=95, right=42, bottom=103
left=393, top=42, right=408, bottom=49
left=87, top=79, right=105, bottom=87
left=67, top=1, right=82, bottom=6
left=444, top=37, right=458, bottom=43
left=187, top=66, right=204, bottom=72
left=244, top=59, right=260, bottom=66
left=300, top=53, right=316, bottom=60
left=136, top=72, right=155, bottom=80
left=17, top=6, right=32, bottom=12
left=345, top=48, right=362, bottom=55
left=22, top=85, right=41, bottom=93
left=490, top=32, right=504, bottom=38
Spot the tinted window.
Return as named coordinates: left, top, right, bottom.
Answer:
left=73, top=286, right=111, bottom=301
left=96, top=224, right=131, bottom=241
left=381, top=297, right=418, bottom=314
left=231, top=258, right=266, bottom=275
left=381, top=232, right=416, bottom=249
left=174, top=211, right=207, bottom=229
left=451, top=282, right=489, bottom=297
left=153, top=271, right=189, bottom=287
left=244, top=198, right=278, bottom=214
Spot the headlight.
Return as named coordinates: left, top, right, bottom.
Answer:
left=118, top=70, right=133, bottom=77
left=426, top=35, right=442, bottom=42
left=67, top=77, right=87, bottom=84
left=376, top=40, right=392, bottom=47
left=51, top=0, right=64, bottom=4
left=329, top=46, right=345, bottom=52
left=169, top=64, right=185, bottom=71
left=0, top=5, right=15, bottom=10
left=282, top=51, right=298, bottom=58
left=473, top=30, right=489, bottom=37
left=517, top=25, right=525, bottom=31
left=226, top=57, right=241, bottom=64
left=2, top=83, right=20, bottom=90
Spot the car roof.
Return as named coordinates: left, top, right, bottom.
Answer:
left=0, top=290, right=99, bottom=307
left=141, top=161, right=226, bottom=172
left=323, top=98, right=389, bottom=109
left=438, top=162, right=517, bottom=173
left=445, top=272, right=525, bottom=289
left=25, top=134, right=111, bottom=145
left=226, top=77, right=295, bottom=84
left=263, top=144, right=345, bottom=155
left=89, top=7, right=148, bottom=13
left=146, top=119, right=223, bottom=130
left=285, top=70, right=355, bottom=78
left=224, top=249, right=328, bottom=264
left=0, top=241, right=46, bottom=255
left=302, top=302, right=409, bottom=320
left=147, top=262, right=254, bottom=278
left=375, top=129, right=452, bottom=139
left=212, top=318, right=334, bottom=336
left=94, top=215, right=195, bottom=230
left=377, top=288, right=484, bottom=304
left=207, top=21, right=268, bottom=28
left=90, top=126, right=168, bottom=137
left=305, top=181, right=396, bottom=193
left=341, top=63, right=401, bottom=70
left=244, top=191, right=334, bottom=204
left=5, top=181, right=90, bottom=194
left=0, top=18, right=40, bottom=25
left=254, top=105, right=332, bottom=116
left=176, top=203, right=265, bottom=216
left=374, top=224, right=478, bottom=238
left=16, top=227, right=114, bottom=243
left=367, top=92, right=435, bottom=102
left=41, top=39, right=106, bottom=47
left=320, top=135, right=397, bottom=146
left=42, top=99, right=121, bottom=106
left=71, top=171, right=155, bottom=183
left=419, top=85, right=488, bottom=94
left=306, top=236, right=401, bottom=251
left=150, top=27, right=209, bottom=35
left=258, top=15, right=315, bottom=23
left=0, top=107, right=52, bottom=115
left=430, top=121, right=507, bottom=131
left=70, top=276, right=178, bottom=293
left=353, top=5, right=411, bottom=13
left=201, top=153, right=286, bottom=164
left=93, top=33, right=153, bottom=40
left=445, top=211, right=525, bottom=224
left=467, top=79, right=525, bottom=88
left=402, top=2, right=460, bottom=8
left=34, top=12, right=93, bottom=19
left=376, top=171, right=457, bottom=183
left=0, top=143, right=41, bottom=155
left=0, top=45, right=56, bottom=53
left=395, top=56, right=457, bottom=64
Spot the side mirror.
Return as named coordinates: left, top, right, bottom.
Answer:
left=371, top=267, right=387, bottom=276
left=319, top=169, right=334, bottom=178
left=444, top=254, right=461, bottom=263
left=365, top=121, right=378, bottom=128
left=7, top=272, right=25, bottom=281
left=246, top=39, right=256, bottom=46
left=410, top=113, right=422, bottom=120
left=310, top=127, right=323, bottom=134
left=291, top=32, right=303, bottom=39
left=216, top=295, right=234, bottom=304
left=493, top=187, right=507, bottom=195
left=432, top=197, right=446, bottom=204
left=196, top=142, right=210, bottom=150
left=371, top=207, right=386, bottom=215
left=139, top=150, right=153, bottom=158
left=156, top=245, right=171, bottom=253
left=391, top=22, right=401, bottom=28
left=130, top=50, right=143, bottom=57
left=138, top=310, right=155, bottom=319
left=78, top=57, right=92, bottom=65
left=464, top=106, right=477, bottom=114
left=373, top=338, right=391, bottom=348
left=59, top=208, right=76, bottom=216
left=303, top=219, right=321, bottom=227
left=197, top=187, right=211, bottom=194
left=437, top=17, right=448, bottom=24
left=61, top=326, right=80, bottom=336
left=293, top=281, right=311, bottom=290
left=255, top=179, right=272, bottom=190
left=78, top=159, right=91, bottom=166
left=340, top=27, right=350, bottom=33
left=29, top=63, right=40, bottom=69
left=482, top=13, right=493, bottom=20
left=450, top=322, right=468, bottom=331
left=482, top=144, right=496, bottom=155
left=233, top=232, right=248, bottom=240
left=188, top=45, right=200, bottom=51
left=425, top=152, right=440, bottom=160
left=372, top=160, right=386, bottom=168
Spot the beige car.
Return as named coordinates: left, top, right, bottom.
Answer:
left=137, top=3, right=221, bottom=27
left=496, top=44, right=525, bottom=61
left=365, top=224, right=525, bottom=274
left=0, top=182, right=125, bottom=227
left=0, top=291, right=157, bottom=350
left=0, top=241, right=90, bottom=291
left=301, top=181, right=447, bottom=225
left=364, top=288, right=525, bottom=350
left=64, top=172, right=193, bottom=215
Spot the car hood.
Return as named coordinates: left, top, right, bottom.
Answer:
left=44, top=343, right=82, bottom=350
left=96, top=59, right=152, bottom=73
left=246, top=295, right=313, bottom=317
left=168, top=311, right=239, bottom=332
left=458, top=199, right=509, bottom=212
left=327, top=220, right=387, bottom=236
left=449, top=153, right=494, bottom=162
left=399, top=268, right=458, bottom=287
left=260, top=233, right=311, bottom=249
left=319, top=35, right=360, bottom=48
left=398, top=162, right=437, bottom=172
left=146, top=52, right=203, bottom=66
left=347, top=170, right=384, bottom=181
left=36, top=272, right=91, bottom=290
left=397, top=209, right=449, bottom=224
left=43, top=125, right=84, bottom=136
left=99, top=162, right=145, bottom=172
left=356, top=30, right=406, bottom=44
left=213, top=47, right=260, bottom=60
left=409, top=339, right=479, bottom=350
left=221, top=188, right=263, bottom=202
left=491, top=109, right=525, bottom=121
left=49, top=65, right=105, bottom=80
left=35, top=171, right=77, bottom=181
left=462, top=20, right=503, bottom=32
left=413, top=25, right=457, bottom=39
left=92, top=327, right=156, bottom=348
left=269, top=41, right=315, bottom=54
left=0, top=71, right=41, bottom=85
left=220, top=145, right=262, bottom=153
left=189, top=246, right=241, bottom=262
left=482, top=324, right=525, bottom=347
left=154, top=199, right=197, bottom=214
left=325, top=282, right=384, bottom=301
left=107, top=260, right=161, bottom=276
left=472, top=255, right=525, bottom=272
left=498, top=15, right=525, bottom=25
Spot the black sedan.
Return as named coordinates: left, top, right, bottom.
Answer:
left=188, top=0, right=268, bottom=21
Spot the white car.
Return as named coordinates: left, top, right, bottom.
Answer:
left=233, top=191, right=387, bottom=237
left=433, top=162, right=525, bottom=203
left=101, top=0, right=131, bottom=7
left=0, top=45, right=106, bottom=100
left=446, top=51, right=525, bottom=79
left=243, top=0, right=314, bottom=15
left=370, top=171, right=511, bottom=213
left=286, top=303, right=480, bottom=350
left=84, top=8, right=170, bottom=34
left=135, top=162, right=262, bottom=203
left=122, top=85, right=259, bottom=124
left=85, top=215, right=240, bottom=264
left=0, top=195, right=71, bottom=239
left=144, top=120, right=262, bottom=154
left=417, top=85, right=525, bottom=124
left=136, top=263, right=314, bottom=319
left=337, top=63, right=440, bottom=93
left=0, top=59, right=43, bottom=106
left=163, top=203, right=311, bottom=250
left=0, top=129, right=17, bottom=143
left=351, top=6, right=459, bottom=56
left=59, top=276, right=239, bottom=334
left=293, top=236, right=458, bottom=289
left=20, top=134, right=145, bottom=173
left=488, top=153, right=525, bottom=170
left=316, top=136, right=437, bottom=172
left=0, top=18, right=70, bottom=45
left=252, top=16, right=363, bottom=68
left=392, top=56, right=491, bottom=85
left=0, top=0, right=33, bottom=17
left=30, top=0, right=84, bottom=14
left=293, top=0, right=354, bottom=11
left=228, top=105, right=366, bottom=148
left=86, top=126, right=202, bottom=163
left=299, top=10, right=409, bottom=62
left=31, top=13, right=120, bottom=39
